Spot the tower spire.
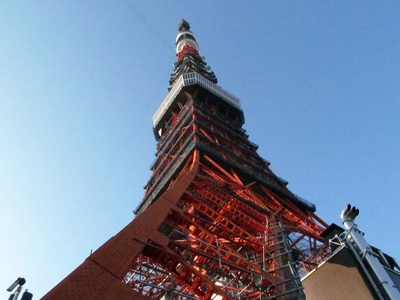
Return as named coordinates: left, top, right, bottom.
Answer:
left=170, top=19, right=217, bottom=86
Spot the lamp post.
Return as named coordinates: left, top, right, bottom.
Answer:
left=6, top=278, right=33, bottom=300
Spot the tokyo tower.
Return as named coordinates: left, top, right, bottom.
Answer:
left=43, top=19, right=330, bottom=300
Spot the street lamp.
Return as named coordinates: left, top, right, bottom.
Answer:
left=6, top=278, right=33, bottom=300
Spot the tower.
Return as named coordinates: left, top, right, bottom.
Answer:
left=43, top=20, right=329, bottom=299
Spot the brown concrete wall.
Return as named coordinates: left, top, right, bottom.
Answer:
left=302, top=247, right=376, bottom=300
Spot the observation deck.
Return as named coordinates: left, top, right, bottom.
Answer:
left=153, top=72, right=242, bottom=130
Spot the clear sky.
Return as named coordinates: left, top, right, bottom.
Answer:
left=1, top=2, right=399, bottom=298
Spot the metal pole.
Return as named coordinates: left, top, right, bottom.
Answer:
left=12, top=285, right=22, bottom=300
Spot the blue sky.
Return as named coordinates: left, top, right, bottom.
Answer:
left=1, top=2, right=399, bottom=298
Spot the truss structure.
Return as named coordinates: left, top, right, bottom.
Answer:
left=125, top=90, right=329, bottom=299
left=42, top=19, right=331, bottom=300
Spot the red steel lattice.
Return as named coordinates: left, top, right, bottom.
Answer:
left=42, top=20, right=331, bottom=300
